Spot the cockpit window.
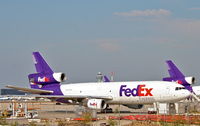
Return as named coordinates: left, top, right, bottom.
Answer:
left=175, top=87, right=186, bottom=90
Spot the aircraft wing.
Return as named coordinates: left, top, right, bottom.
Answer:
left=6, top=85, right=113, bottom=100
left=33, top=95, right=113, bottom=100
left=6, top=85, right=53, bottom=94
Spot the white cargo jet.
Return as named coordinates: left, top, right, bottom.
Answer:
left=6, top=52, right=190, bottom=110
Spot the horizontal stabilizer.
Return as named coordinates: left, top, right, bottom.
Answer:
left=6, top=85, right=53, bottom=94
left=163, top=77, right=174, bottom=82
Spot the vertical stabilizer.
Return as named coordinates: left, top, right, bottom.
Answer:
left=166, top=60, right=185, bottom=79
left=104, top=76, right=110, bottom=82
left=163, top=60, right=196, bottom=93
left=32, top=52, right=53, bottom=74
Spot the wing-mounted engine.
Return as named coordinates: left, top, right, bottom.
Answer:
left=28, top=72, right=67, bottom=85
left=185, top=77, right=195, bottom=85
left=84, top=99, right=107, bottom=110
left=123, top=104, right=143, bottom=109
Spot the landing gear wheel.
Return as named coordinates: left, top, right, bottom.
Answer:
left=101, top=106, right=113, bottom=113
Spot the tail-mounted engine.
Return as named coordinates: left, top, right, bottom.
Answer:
left=185, top=76, right=195, bottom=85
left=84, top=99, right=107, bottom=110
left=163, top=76, right=195, bottom=85
left=28, top=72, right=67, bottom=85
left=175, top=76, right=195, bottom=85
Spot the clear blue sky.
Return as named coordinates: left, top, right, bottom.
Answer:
left=0, top=0, right=200, bottom=88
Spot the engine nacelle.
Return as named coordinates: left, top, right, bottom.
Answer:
left=185, top=76, right=195, bottom=85
left=123, top=104, right=144, bottom=109
left=28, top=72, right=67, bottom=85
left=86, top=99, right=107, bottom=110
left=53, top=73, right=67, bottom=82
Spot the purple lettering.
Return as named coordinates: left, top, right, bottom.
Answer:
left=125, top=88, right=131, bottom=97
left=119, top=84, right=153, bottom=97
left=119, top=85, right=126, bottom=96
left=131, top=88, right=138, bottom=96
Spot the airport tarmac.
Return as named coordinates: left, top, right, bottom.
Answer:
left=0, top=101, right=200, bottom=125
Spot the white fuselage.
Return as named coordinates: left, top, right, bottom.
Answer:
left=60, top=81, right=190, bottom=104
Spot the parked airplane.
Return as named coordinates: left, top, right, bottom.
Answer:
left=104, top=60, right=196, bottom=92
left=104, top=60, right=197, bottom=94
left=6, top=52, right=191, bottom=110
left=163, top=60, right=195, bottom=92
left=0, top=96, right=35, bottom=101
left=0, top=96, right=11, bottom=100
left=103, top=60, right=200, bottom=108
left=162, top=60, right=200, bottom=101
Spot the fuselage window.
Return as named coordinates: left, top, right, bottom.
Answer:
left=175, top=87, right=186, bottom=90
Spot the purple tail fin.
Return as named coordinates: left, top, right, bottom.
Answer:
left=32, top=52, right=53, bottom=74
left=29, top=52, right=57, bottom=89
left=163, top=60, right=185, bottom=81
left=103, top=76, right=110, bottom=82
left=163, top=60, right=195, bottom=92
left=29, top=52, right=63, bottom=93
left=166, top=60, right=185, bottom=79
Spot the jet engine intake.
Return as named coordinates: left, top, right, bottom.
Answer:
left=185, top=77, right=195, bottom=84
left=86, top=99, right=107, bottom=110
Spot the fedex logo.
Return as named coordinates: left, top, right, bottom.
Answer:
left=119, top=85, right=153, bottom=97
left=90, top=103, right=97, bottom=106
left=38, top=77, right=50, bottom=82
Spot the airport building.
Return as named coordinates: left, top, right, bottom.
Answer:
left=0, top=89, right=26, bottom=95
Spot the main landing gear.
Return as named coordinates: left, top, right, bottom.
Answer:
left=101, top=105, right=113, bottom=113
